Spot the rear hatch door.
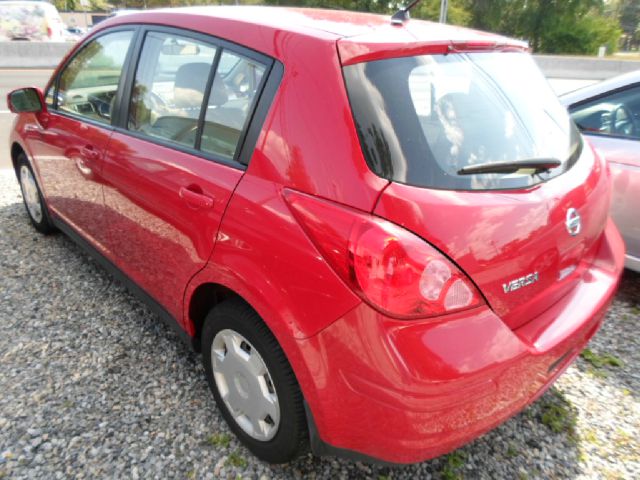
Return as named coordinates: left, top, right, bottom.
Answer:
left=342, top=47, right=611, bottom=329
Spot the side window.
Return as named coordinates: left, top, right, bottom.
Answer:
left=128, top=32, right=217, bottom=148
left=570, top=85, right=640, bottom=139
left=57, top=30, right=134, bottom=124
left=200, top=50, right=266, bottom=160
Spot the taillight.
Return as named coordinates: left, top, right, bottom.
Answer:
left=284, top=190, right=483, bottom=319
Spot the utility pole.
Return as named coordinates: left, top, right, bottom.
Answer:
left=439, top=0, right=448, bottom=24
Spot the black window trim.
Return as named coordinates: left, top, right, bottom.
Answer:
left=115, top=24, right=280, bottom=171
left=45, top=23, right=284, bottom=172
left=568, top=81, right=640, bottom=142
left=47, top=25, right=141, bottom=132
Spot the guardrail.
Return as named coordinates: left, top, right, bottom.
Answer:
left=0, top=42, right=72, bottom=69
left=1, top=42, right=640, bottom=80
left=534, top=54, right=640, bottom=80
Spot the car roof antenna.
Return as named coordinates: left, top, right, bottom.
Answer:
left=391, top=0, right=421, bottom=26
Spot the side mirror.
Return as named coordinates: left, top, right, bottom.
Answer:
left=7, top=88, right=46, bottom=114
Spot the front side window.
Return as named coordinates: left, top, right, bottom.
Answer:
left=128, top=32, right=218, bottom=148
left=344, top=52, right=582, bottom=190
left=200, top=50, right=266, bottom=159
left=569, top=85, right=640, bottom=140
left=57, top=30, right=134, bottom=124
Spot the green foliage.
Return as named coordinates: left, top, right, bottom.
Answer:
left=441, top=450, right=466, bottom=480
left=581, top=348, right=624, bottom=368
left=64, top=0, right=628, bottom=55
left=539, top=391, right=577, bottom=435
left=463, top=0, right=622, bottom=54
left=207, top=432, right=231, bottom=448
left=53, top=0, right=77, bottom=11
left=227, top=450, right=248, bottom=468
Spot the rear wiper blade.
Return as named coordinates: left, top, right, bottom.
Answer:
left=457, top=158, right=562, bottom=175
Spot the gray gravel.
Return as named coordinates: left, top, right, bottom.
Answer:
left=0, top=168, right=638, bottom=479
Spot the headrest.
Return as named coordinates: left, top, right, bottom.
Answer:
left=175, top=62, right=211, bottom=93
left=174, top=62, right=228, bottom=106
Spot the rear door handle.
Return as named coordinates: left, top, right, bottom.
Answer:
left=179, top=186, right=214, bottom=209
left=81, top=145, right=100, bottom=160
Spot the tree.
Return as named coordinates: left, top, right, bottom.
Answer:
left=461, top=0, right=622, bottom=54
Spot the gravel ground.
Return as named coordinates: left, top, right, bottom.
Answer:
left=0, top=168, right=638, bottom=480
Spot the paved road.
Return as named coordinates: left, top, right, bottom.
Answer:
left=0, top=69, right=597, bottom=170
left=0, top=69, right=53, bottom=169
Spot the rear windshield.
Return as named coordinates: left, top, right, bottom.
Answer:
left=343, top=52, right=582, bottom=190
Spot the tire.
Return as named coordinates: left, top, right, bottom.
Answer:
left=15, top=153, right=55, bottom=234
left=201, top=298, right=308, bottom=463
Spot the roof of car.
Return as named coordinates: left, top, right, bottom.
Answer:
left=169, top=6, right=390, bottom=38
left=560, top=69, right=640, bottom=106
left=99, top=6, right=526, bottom=65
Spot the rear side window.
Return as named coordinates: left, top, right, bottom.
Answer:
left=569, top=85, right=640, bottom=139
left=57, top=30, right=134, bottom=124
left=128, top=32, right=218, bottom=148
left=200, top=51, right=266, bottom=160
left=344, top=52, right=582, bottom=191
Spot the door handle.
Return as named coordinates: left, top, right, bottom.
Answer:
left=81, top=145, right=100, bottom=160
left=179, top=186, right=214, bottom=209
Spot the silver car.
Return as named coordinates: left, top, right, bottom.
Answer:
left=562, top=71, right=640, bottom=272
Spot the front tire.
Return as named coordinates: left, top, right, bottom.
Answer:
left=201, top=298, right=308, bottom=463
left=16, top=153, right=55, bottom=234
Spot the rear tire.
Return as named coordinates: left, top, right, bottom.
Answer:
left=16, top=153, right=55, bottom=234
left=201, top=298, right=308, bottom=463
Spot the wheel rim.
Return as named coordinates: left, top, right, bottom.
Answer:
left=19, top=165, right=43, bottom=223
left=211, top=329, right=280, bottom=441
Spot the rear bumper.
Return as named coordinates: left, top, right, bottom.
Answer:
left=298, top=219, right=624, bottom=464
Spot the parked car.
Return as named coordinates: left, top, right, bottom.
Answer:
left=7, top=6, right=624, bottom=465
left=561, top=71, right=640, bottom=272
left=0, top=1, right=65, bottom=41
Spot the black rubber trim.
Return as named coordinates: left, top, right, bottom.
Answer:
left=52, top=215, right=197, bottom=351
left=195, top=48, right=223, bottom=151
left=115, top=24, right=277, bottom=170
left=303, top=401, right=401, bottom=467
left=236, top=60, right=283, bottom=166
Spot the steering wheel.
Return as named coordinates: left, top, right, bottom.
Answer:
left=611, top=104, right=636, bottom=137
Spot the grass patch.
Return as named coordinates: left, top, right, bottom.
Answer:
left=587, top=367, right=609, bottom=379
left=539, top=391, right=577, bottom=436
left=207, top=432, right=231, bottom=449
left=227, top=450, right=248, bottom=468
left=581, top=348, right=623, bottom=368
left=441, top=451, right=466, bottom=480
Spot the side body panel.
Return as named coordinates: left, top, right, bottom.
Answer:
left=15, top=111, right=111, bottom=249
left=102, top=133, right=244, bottom=322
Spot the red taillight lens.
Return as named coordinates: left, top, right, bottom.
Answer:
left=284, top=190, right=483, bottom=319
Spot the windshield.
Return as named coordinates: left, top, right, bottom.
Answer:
left=343, top=52, right=582, bottom=190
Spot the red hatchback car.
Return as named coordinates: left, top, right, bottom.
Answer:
left=7, top=6, right=625, bottom=465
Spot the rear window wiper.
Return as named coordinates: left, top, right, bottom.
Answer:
left=457, top=158, right=562, bottom=175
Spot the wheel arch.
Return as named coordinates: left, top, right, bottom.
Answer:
left=183, top=272, right=324, bottom=424
left=187, top=281, right=239, bottom=352
left=11, top=142, right=26, bottom=173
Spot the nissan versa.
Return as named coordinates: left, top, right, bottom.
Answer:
left=7, top=5, right=625, bottom=465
